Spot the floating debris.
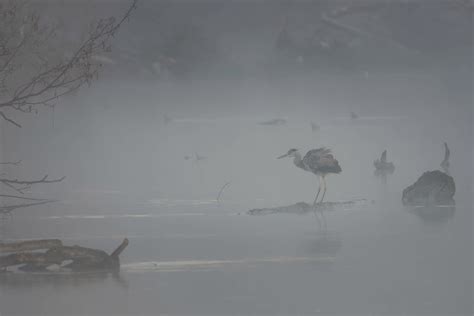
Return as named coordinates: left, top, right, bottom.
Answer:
left=248, top=199, right=368, bottom=215
left=258, top=118, right=287, bottom=126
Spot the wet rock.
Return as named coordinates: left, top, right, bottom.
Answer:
left=402, top=170, right=455, bottom=206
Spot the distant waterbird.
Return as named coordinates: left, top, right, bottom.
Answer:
left=163, top=113, right=172, bottom=125
left=258, top=118, right=287, bottom=126
left=278, top=148, right=342, bottom=205
left=350, top=112, right=359, bottom=120
left=310, top=122, right=320, bottom=132
left=374, top=150, right=395, bottom=173
left=195, top=152, right=207, bottom=161
left=440, top=142, right=450, bottom=174
left=184, top=152, right=207, bottom=163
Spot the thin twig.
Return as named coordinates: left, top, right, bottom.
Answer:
left=216, top=182, right=231, bottom=203
left=0, top=194, right=50, bottom=201
left=0, top=199, right=57, bottom=214
left=0, top=175, right=65, bottom=185
left=0, top=111, right=21, bottom=128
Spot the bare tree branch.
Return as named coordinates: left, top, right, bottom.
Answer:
left=0, top=0, right=138, bottom=127
left=0, top=175, right=65, bottom=194
left=0, top=199, right=57, bottom=214
left=0, top=175, right=65, bottom=185
left=0, top=111, right=21, bottom=127
left=0, top=194, right=50, bottom=201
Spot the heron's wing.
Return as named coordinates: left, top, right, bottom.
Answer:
left=317, top=157, right=342, bottom=173
left=304, top=148, right=330, bottom=160
left=303, top=148, right=341, bottom=173
left=381, top=150, right=387, bottom=163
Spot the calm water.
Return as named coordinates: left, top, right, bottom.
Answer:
left=1, top=115, right=472, bottom=316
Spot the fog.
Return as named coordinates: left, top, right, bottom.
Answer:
left=0, top=1, right=472, bottom=315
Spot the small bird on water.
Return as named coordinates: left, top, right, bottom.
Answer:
left=310, top=121, right=320, bottom=132
left=278, top=148, right=342, bottom=205
left=184, top=152, right=207, bottom=163
left=374, top=150, right=395, bottom=173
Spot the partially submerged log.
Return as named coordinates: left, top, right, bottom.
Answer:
left=0, top=238, right=128, bottom=272
left=0, top=239, right=63, bottom=253
left=248, top=199, right=368, bottom=216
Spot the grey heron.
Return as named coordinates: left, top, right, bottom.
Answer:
left=440, top=142, right=450, bottom=174
left=278, top=148, right=342, bottom=205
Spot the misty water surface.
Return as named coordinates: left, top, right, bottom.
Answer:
left=0, top=1, right=472, bottom=315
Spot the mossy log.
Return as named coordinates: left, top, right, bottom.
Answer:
left=0, top=239, right=63, bottom=253
left=0, top=238, right=128, bottom=272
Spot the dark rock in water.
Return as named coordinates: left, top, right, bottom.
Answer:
left=402, top=170, right=455, bottom=206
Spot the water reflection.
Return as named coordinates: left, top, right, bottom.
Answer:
left=306, top=231, right=342, bottom=257
left=0, top=270, right=128, bottom=289
left=407, top=205, right=456, bottom=225
left=374, top=168, right=395, bottom=186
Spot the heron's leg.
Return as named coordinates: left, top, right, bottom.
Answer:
left=312, top=176, right=323, bottom=231
left=313, top=176, right=322, bottom=206
left=319, top=176, right=328, bottom=232
left=319, top=176, right=327, bottom=204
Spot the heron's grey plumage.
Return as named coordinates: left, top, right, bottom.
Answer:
left=302, top=148, right=342, bottom=175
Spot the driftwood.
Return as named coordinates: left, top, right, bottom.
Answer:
left=248, top=200, right=368, bottom=216
left=0, top=238, right=128, bottom=272
left=0, top=239, right=63, bottom=253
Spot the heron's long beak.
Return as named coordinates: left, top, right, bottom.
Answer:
left=277, top=153, right=289, bottom=159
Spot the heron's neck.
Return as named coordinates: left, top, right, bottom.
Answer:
left=293, top=152, right=306, bottom=170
